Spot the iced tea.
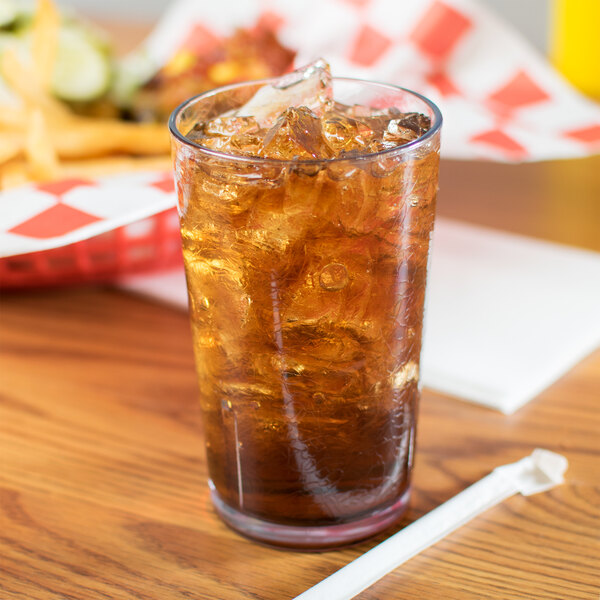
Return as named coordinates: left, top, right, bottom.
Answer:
left=170, top=61, right=441, bottom=548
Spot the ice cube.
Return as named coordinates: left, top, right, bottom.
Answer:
left=261, top=106, right=333, bottom=159
left=321, top=111, right=375, bottom=154
left=233, top=58, right=333, bottom=128
left=382, top=120, right=419, bottom=147
left=380, top=114, right=432, bottom=149
left=185, top=60, right=433, bottom=160
left=334, top=106, right=431, bottom=153
left=393, top=112, right=431, bottom=136
left=188, top=116, right=265, bottom=155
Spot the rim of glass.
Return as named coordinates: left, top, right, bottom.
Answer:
left=168, top=76, right=443, bottom=165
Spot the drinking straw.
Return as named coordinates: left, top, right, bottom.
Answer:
left=294, top=449, right=568, bottom=600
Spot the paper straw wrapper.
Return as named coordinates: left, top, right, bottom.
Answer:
left=295, top=449, right=568, bottom=600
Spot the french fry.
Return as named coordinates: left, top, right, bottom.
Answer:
left=0, top=156, right=172, bottom=190
left=51, top=120, right=170, bottom=159
left=0, top=132, right=24, bottom=165
left=25, top=109, right=59, bottom=180
left=0, top=159, right=30, bottom=190
left=1, top=48, right=71, bottom=122
left=60, top=155, right=172, bottom=177
left=32, top=0, right=60, bottom=91
left=0, top=106, right=28, bottom=130
left=0, top=0, right=172, bottom=191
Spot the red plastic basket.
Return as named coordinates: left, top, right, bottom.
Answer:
left=0, top=208, right=183, bottom=289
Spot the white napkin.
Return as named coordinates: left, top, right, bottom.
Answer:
left=118, top=219, right=600, bottom=413
left=422, top=219, right=600, bottom=413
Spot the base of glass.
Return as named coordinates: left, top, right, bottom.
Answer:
left=209, top=482, right=411, bottom=550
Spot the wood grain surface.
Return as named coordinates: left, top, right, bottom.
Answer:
left=438, top=157, right=600, bottom=253
left=2, top=155, right=600, bottom=600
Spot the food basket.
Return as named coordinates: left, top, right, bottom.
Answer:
left=0, top=208, right=182, bottom=289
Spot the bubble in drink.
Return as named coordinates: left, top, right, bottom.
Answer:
left=172, top=60, right=441, bottom=548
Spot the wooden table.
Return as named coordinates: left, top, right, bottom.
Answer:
left=2, top=155, right=599, bottom=600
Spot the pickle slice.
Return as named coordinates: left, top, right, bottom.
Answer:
left=51, top=25, right=111, bottom=102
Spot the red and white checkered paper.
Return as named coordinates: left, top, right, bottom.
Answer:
left=2, top=0, right=599, bottom=260
left=0, top=172, right=177, bottom=259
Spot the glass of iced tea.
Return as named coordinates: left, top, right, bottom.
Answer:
left=169, top=60, right=441, bottom=549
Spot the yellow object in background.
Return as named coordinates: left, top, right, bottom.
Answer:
left=550, top=0, right=600, bottom=99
